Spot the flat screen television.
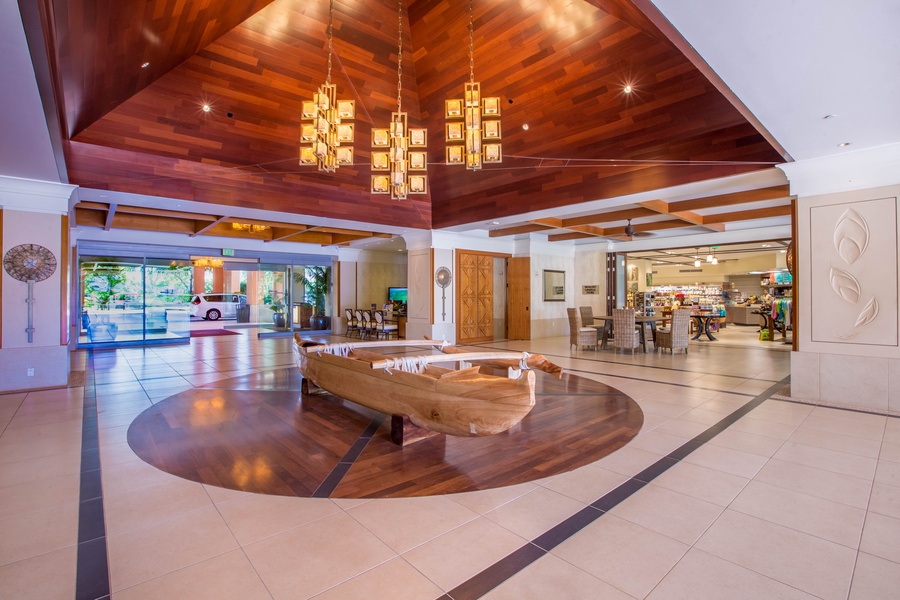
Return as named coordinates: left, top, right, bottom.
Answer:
left=388, top=287, right=408, bottom=304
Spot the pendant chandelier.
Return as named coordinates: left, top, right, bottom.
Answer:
left=371, top=0, right=427, bottom=200
left=299, top=0, right=354, bottom=172
left=445, top=0, right=501, bottom=170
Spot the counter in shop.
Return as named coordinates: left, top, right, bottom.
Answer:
left=725, top=304, right=764, bottom=326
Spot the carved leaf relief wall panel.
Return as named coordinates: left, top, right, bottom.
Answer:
left=811, top=197, right=898, bottom=345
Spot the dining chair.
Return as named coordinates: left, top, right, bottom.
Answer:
left=360, top=310, right=375, bottom=340
left=374, top=310, right=399, bottom=340
left=656, top=309, right=690, bottom=354
left=612, top=309, right=642, bottom=353
left=578, top=306, right=595, bottom=328
left=345, top=308, right=359, bottom=338
left=567, top=308, right=598, bottom=350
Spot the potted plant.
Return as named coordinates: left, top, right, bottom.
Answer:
left=299, top=266, right=331, bottom=329
left=267, top=298, right=286, bottom=328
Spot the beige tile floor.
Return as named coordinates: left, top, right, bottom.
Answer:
left=1, top=326, right=899, bottom=599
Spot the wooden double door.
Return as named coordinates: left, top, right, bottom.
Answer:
left=456, top=252, right=530, bottom=344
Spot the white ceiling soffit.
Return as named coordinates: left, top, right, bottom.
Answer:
left=0, top=1, right=61, bottom=183
left=650, top=0, right=900, bottom=162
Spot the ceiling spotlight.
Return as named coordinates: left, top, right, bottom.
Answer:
left=838, top=142, right=851, bottom=147
left=491, top=221, right=500, bottom=225
left=141, top=62, right=150, bottom=69
left=522, top=124, right=529, bottom=131
left=623, top=85, right=633, bottom=94
left=202, top=104, right=211, bottom=113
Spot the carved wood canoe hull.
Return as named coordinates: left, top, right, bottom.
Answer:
left=293, top=337, right=536, bottom=437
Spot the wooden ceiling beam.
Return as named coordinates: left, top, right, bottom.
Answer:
left=560, top=207, right=658, bottom=227
left=489, top=223, right=555, bottom=237
left=191, top=215, right=231, bottom=237
left=667, top=185, right=791, bottom=213
left=567, top=225, right=607, bottom=236
left=275, top=231, right=336, bottom=244
left=702, top=204, right=793, bottom=224
left=639, top=200, right=726, bottom=232
left=270, top=226, right=311, bottom=241
left=530, top=217, right=564, bottom=228
left=548, top=231, right=594, bottom=242
left=103, top=203, right=117, bottom=231
left=603, top=219, right=693, bottom=236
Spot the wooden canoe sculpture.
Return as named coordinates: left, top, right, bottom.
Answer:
left=293, top=336, right=562, bottom=437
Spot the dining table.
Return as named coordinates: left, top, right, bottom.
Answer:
left=690, top=313, right=718, bottom=341
left=591, top=315, right=659, bottom=351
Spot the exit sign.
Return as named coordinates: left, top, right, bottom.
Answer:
left=222, top=249, right=234, bottom=257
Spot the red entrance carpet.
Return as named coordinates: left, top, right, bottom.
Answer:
left=189, top=329, right=241, bottom=337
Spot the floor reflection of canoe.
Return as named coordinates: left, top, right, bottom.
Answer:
left=293, top=337, right=563, bottom=437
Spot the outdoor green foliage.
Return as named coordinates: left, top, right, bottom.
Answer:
left=300, top=266, right=330, bottom=315
left=81, top=259, right=193, bottom=310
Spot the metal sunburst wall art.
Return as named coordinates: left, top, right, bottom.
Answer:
left=3, top=244, right=58, bottom=343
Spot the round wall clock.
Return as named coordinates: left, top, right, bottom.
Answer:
left=3, top=244, right=57, bottom=282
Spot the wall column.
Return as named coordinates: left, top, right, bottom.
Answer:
left=781, top=143, right=900, bottom=415
left=212, top=267, right=224, bottom=293
left=0, top=177, right=76, bottom=391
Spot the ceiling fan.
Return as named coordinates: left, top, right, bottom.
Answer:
left=608, top=218, right=653, bottom=241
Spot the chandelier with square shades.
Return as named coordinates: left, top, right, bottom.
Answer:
left=370, top=0, right=427, bottom=200
left=299, top=0, right=354, bottom=172
left=445, top=0, right=501, bottom=170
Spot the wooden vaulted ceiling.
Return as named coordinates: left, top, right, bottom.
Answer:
left=41, top=0, right=786, bottom=235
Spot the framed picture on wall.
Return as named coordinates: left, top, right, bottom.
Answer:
left=543, top=270, right=565, bottom=301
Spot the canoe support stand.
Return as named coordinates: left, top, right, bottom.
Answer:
left=391, top=415, right=440, bottom=446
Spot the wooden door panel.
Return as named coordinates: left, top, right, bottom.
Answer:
left=457, top=251, right=495, bottom=344
left=507, top=257, right=530, bottom=340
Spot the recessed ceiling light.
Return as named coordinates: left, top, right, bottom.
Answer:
left=491, top=221, right=500, bottom=225
left=761, top=244, right=772, bottom=248
left=780, top=249, right=787, bottom=253
left=202, top=104, right=211, bottom=113
left=141, top=62, right=150, bottom=69
left=623, top=85, right=633, bottom=94
left=838, top=142, right=851, bottom=147
left=522, top=124, right=529, bottom=131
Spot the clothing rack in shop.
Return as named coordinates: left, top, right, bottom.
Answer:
left=771, top=298, right=792, bottom=343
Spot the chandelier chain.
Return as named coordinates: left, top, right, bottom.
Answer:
left=396, top=0, right=403, bottom=113
left=326, top=0, right=334, bottom=84
left=468, top=0, right=475, bottom=83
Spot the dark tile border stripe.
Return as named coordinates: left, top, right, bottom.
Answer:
left=76, top=351, right=111, bottom=600
left=438, top=375, right=790, bottom=600
left=312, top=415, right=386, bottom=498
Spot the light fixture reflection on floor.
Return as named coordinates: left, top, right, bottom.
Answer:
left=371, top=0, right=426, bottom=200
left=299, top=0, right=354, bottom=172
left=445, top=0, right=501, bottom=170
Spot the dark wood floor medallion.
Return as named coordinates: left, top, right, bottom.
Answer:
left=127, top=370, right=643, bottom=498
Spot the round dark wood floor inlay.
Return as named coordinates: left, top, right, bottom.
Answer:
left=127, top=369, right=643, bottom=498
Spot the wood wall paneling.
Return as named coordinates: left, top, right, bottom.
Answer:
left=507, top=256, right=530, bottom=340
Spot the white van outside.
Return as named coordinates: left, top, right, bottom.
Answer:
left=190, top=293, right=246, bottom=320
